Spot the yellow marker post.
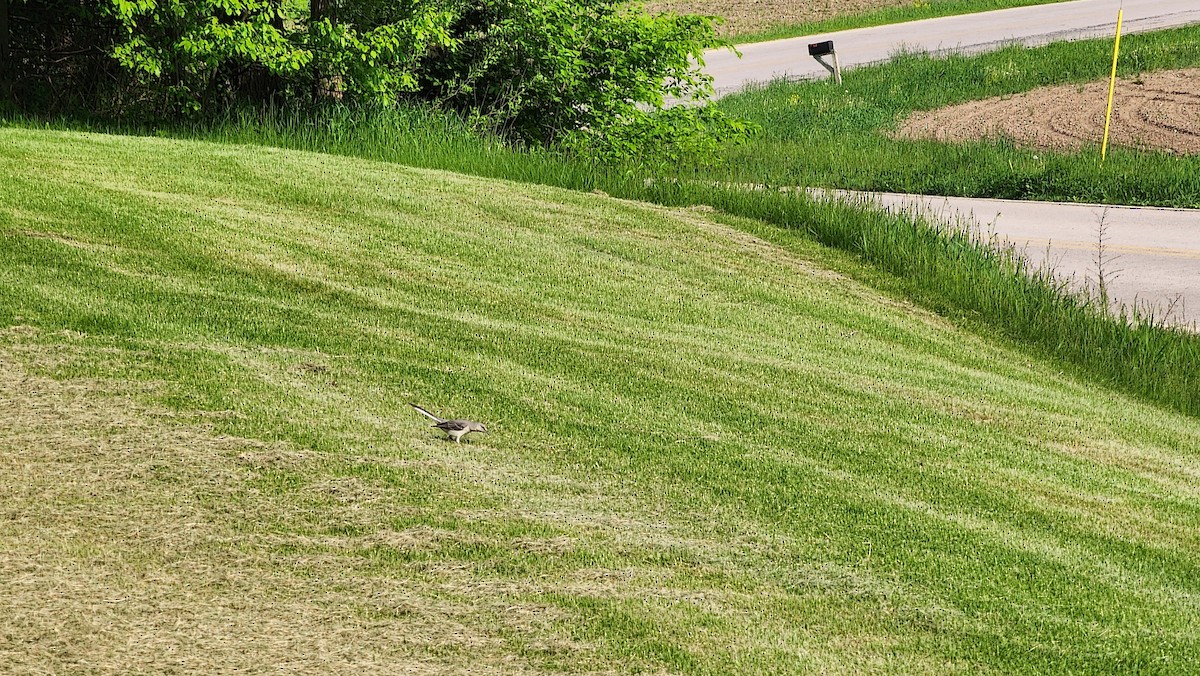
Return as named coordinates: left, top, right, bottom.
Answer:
left=1101, top=9, right=1124, bottom=163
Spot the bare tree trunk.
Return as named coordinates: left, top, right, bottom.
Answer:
left=0, top=0, right=10, bottom=102
left=310, top=0, right=331, bottom=100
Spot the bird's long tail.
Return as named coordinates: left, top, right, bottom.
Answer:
left=409, top=403, right=445, bottom=423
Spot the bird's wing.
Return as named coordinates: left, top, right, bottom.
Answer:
left=436, top=419, right=473, bottom=431
left=409, top=403, right=444, bottom=423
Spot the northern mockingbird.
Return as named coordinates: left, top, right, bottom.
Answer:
left=409, top=403, right=488, bottom=443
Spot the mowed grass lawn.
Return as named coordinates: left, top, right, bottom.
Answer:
left=2, top=128, right=1199, bottom=673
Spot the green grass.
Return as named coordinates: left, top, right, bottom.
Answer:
left=3, top=127, right=1200, bottom=672
left=132, top=105, right=1200, bottom=421
left=13, top=95, right=1200, bottom=423
left=711, top=26, right=1200, bottom=207
left=729, top=0, right=1071, bottom=44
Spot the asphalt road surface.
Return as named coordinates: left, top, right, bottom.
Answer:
left=834, top=192, right=1200, bottom=327
left=704, top=0, right=1200, bottom=96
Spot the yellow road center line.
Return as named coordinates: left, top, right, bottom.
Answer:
left=1001, top=238, right=1200, bottom=260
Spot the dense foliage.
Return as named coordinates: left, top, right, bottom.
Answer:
left=4, top=0, right=455, bottom=114
left=418, top=2, right=726, bottom=146
left=3, top=0, right=749, bottom=160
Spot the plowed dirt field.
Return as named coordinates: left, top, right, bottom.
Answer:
left=897, top=68, right=1200, bottom=155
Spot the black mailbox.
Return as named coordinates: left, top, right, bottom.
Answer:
left=808, top=40, right=835, bottom=57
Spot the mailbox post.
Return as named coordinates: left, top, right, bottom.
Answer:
left=808, top=40, right=841, bottom=85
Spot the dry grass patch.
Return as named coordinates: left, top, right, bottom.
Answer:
left=0, top=340, right=549, bottom=674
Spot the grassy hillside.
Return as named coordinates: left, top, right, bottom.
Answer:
left=2, top=128, right=1199, bottom=673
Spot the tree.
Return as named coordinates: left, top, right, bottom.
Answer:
left=6, top=0, right=455, bottom=115
left=1, top=0, right=9, bottom=97
left=418, top=0, right=728, bottom=148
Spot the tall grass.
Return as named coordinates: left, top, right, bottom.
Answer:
left=0, top=104, right=602, bottom=189
left=195, top=105, right=604, bottom=189
left=712, top=27, right=1200, bottom=207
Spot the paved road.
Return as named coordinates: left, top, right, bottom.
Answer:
left=832, top=192, right=1200, bottom=327
left=704, top=0, right=1200, bottom=96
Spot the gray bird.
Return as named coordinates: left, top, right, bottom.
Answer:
left=409, top=403, right=488, bottom=443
